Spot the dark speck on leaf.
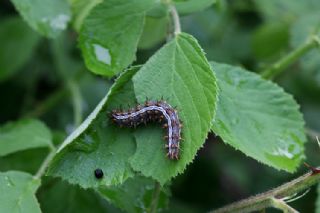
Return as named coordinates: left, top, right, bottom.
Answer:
left=94, top=168, right=103, bottom=179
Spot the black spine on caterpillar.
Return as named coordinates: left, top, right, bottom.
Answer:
left=110, top=100, right=182, bottom=160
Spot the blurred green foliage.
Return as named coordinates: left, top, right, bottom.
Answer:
left=0, top=0, right=320, bottom=212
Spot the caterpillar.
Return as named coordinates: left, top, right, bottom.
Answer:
left=110, top=100, right=182, bottom=160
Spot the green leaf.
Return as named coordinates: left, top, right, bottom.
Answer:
left=138, top=16, right=168, bottom=50
left=0, top=171, right=41, bottom=213
left=146, top=2, right=168, bottom=18
left=254, top=0, right=320, bottom=20
left=79, top=0, right=156, bottom=77
left=98, top=176, right=169, bottom=213
left=0, top=17, right=40, bottom=81
left=47, top=67, right=140, bottom=188
left=11, top=0, right=71, bottom=38
left=48, top=33, right=217, bottom=187
left=37, top=178, right=122, bottom=213
left=69, top=0, right=102, bottom=31
left=174, top=0, right=215, bottom=15
left=0, top=119, right=52, bottom=157
left=211, top=62, right=306, bottom=172
left=130, top=33, right=218, bottom=184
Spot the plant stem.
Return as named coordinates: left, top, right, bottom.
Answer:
left=261, top=36, right=319, bottom=79
left=149, top=182, right=161, bottom=213
left=25, top=86, right=68, bottom=118
left=33, top=145, right=56, bottom=180
left=210, top=170, right=320, bottom=213
left=67, top=80, right=83, bottom=127
left=169, top=4, right=181, bottom=35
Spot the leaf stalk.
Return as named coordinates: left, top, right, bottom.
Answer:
left=33, top=145, right=56, bottom=180
left=169, top=4, right=181, bottom=36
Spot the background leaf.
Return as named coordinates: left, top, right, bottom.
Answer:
left=211, top=62, right=306, bottom=172
left=0, top=17, right=40, bottom=81
left=11, top=0, right=71, bottom=38
left=254, top=0, right=320, bottom=20
left=0, top=171, right=41, bottom=213
left=98, top=176, right=169, bottom=213
left=1, top=0, right=320, bottom=212
left=79, top=0, right=156, bottom=77
left=69, top=0, right=102, bottom=31
left=317, top=183, right=320, bottom=213
left=130, top=33, right=218, bottom=184
left=174, top=0, right=215, bottom=15
left=37, top=178, right=122, bottom=213
left=0, top=119, right=52, bottom=157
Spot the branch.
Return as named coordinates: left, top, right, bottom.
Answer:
left=261, top=35, right=320, bottom=79
left=271, top=198, right=299, bottom=213
left=210, top=170, right=320, bottom=213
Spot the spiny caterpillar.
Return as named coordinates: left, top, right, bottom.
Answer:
left=110, top=100, right=182, bottom=160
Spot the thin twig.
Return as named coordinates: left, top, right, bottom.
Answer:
left=261, top=36, right=320, bottom=79
left=210, top=170, right=320, bottom=213
left=25, top=86, right=68, bottom=118
left=149, top=182, right=161, bottom=213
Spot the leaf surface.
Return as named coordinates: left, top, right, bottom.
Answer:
left=69, top=0, right=102, bottom=31
left=11, top=0, right=71, bottom=38
left=47, top=67, right=139, bottom=188
left=98, top=176, right=168, bottom=213
left=79, top=0, right=156, bottom=76
left=0, top=171, right=41, bottom=213
left=211, top=62, right=306, bottom=172
left=0, top=119, right=52, bottom=157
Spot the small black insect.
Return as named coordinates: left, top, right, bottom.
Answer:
left=94, top=168, right=103, bottom=179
